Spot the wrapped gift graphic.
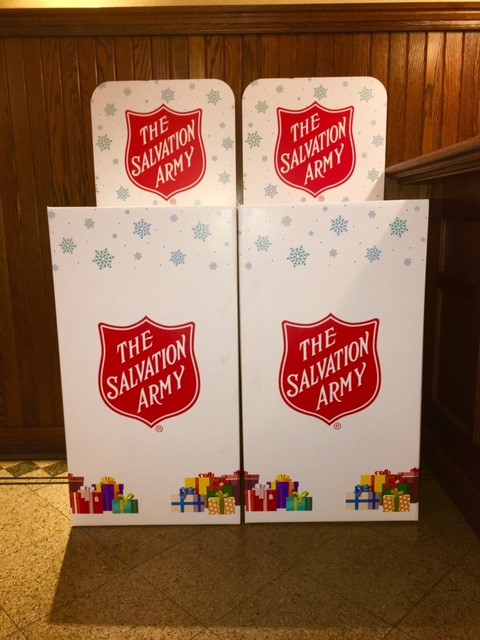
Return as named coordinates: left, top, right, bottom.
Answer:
left=399, top=468, right=420, bottom=503
left=244, top=472, right=260, bottom=492
left=71, top=487, right=104, bottom=514
left=68, top=473, right=84, bottom=493
left=184, top=473, right=217, bottom=497
left=346, top=485, right=380, bottom=510
left=221, top=471, right=242, bottom=504
left=286, top=491, right=313, bottom=511
left=383, top=489, right=410, bottom=512
left=268, top=474, right=299, bottom=508
left=94, top=477, right=124, bottom=511
left=171, top=487, right=206, bottom=513
left=206, top=483, right=233, bottom=503
left=112, top=493, right=139, bottom=514
left=382, top=482, right=409, bottom=504
left=360, top=470, right=391, bottom=494
left=245, top=483, right=277, bottom=511
left=208, top=491, right=236, bottom=515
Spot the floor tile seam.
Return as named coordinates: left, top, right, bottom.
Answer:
left=0, top=603, right=24, bottom=637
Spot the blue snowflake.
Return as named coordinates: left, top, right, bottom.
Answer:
left=254, top=235, right=272, bottom=252
left=116, top=186, right=130, bottom=201
left=207, top=89, right=221, bottom=105
left=287, top=246, right=310, bottom=267
left=104, top=103, right=117, bottom=116
left=161, top=88, right=175, bottom=103
left=170, top=249, right=186, bottom=266
left=390, top=217, right=408, bottom=237
left=330, top=215, right=349, bottom=236
left=192, top=222, right=211, bottom=242
left=314, top=85, right=328, bottom=100
left=133, top=218, right=151, bottom=239
left=255, top=100, right=268, bottom=113
left=96, top=134, right=112, bottom=151
left=59, top=238, right=76, bottom=254
left=218, top=171, right=231, bottom=185
left=366, top=246, right=382, bottom=262
left=281, top=216, right=292, bottom=227
left=246, top=131, right=262, bottom=148
left=264, top=183, right=278, bottom=199
left=222, top=137, right=234, bottom=150
left=93, top=248, right=114, bottom=270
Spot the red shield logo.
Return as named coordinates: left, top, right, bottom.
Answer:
left=279, top=314, right=380, bottom=425
left=125, top=105, right=206, bottom=200
left=275, top=102, right=355, bottom=197
left=98, top=317, right=200, bottom=428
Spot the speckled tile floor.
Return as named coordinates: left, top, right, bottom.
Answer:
left=1, top=461, right=480, bottom=640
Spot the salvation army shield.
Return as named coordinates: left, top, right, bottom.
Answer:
left=98, top=317, right=200, bottom=428
left=275, top=103, right=355, bottom=198
left=125, top=104, right=206, bottom=200
left=279, top=314, right=381, bottom=425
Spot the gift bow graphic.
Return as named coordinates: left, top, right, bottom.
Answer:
left=100, top=476, right=117, bottom=485
left=354, top=484, right=371, bottom=497
left=275, top=474, right=292, bottom=482
left=179, top=486, right=196, bottom=497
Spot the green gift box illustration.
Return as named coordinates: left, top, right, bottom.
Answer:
left=112, top=493, right=139, bottom=514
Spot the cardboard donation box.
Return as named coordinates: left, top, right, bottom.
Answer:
left=239, top=77, right=427, bottom=522
left=49, top=80, right=240, bottom=524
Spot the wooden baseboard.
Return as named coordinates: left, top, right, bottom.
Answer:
left=0, top=428, right=66, bottom=458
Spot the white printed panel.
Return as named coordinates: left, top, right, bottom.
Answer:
left=92, top=80, right=236, bottom=207
left=49, top=206, right=240, bottom=524
left=239, top=200, right=428, bottom=521
left=242, top=77, right=387, bottom=205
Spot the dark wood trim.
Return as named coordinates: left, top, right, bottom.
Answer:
left=0, top=428, right=66, bottom=457
left=386, top=135, right=480, bottom=183
left=2, top=3, right=480, bottom=37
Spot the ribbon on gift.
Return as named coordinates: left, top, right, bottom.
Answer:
left=375, top=469, right=391, bottom=476
left=214, top=490, right=230, bottom=514
left=275, top=473, right=291, bottom=482
left=253, top=483, right=270, bottom=499
left=290, top=491, right=309, bottom=510
left=116, top=493, right=134, bottom=513
left=179, top=486, right=196, bottom=497
left=354, top=484, right=371, bottom=497
left=100, top=476, right=117, bottom=485
left=199, top=472, right=215, bottom=478
left=387, top=488, right=405, bottom=511
left=79, top=486, right=95, bottom=502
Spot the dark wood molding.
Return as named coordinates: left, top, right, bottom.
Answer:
left=386, top=136, right=480, bottom=183
left=0, top=428, right=66, bottom=457
left=2, top=3, right=480, bottom=37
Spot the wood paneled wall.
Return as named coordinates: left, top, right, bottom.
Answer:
left=1, top=3, right=480, bottom=455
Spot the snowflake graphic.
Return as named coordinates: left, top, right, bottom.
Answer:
left=276, top=85, right=284, bottom=93
left=264, top=183, right=278, bottom=199
left=330, top=215, right=349, bottom=236
left=287, top=246, right=310, bottom=267
left=359, top=87, right=374, bottom=102
left=207, top=89, right=221, bottom=105
left=134, top=252, right=142, bottom=260
left=218, top=171, right=231, bottom=185
left=245, top=262, right=253, bottom=270
left=116, top=186, right=130, bottom=201
left=390, top=217, right=409, bottom=237
left=255, top=100, right=268, bottom=113
left=281, top=216, right=292, bottom=227
left=367, top=168, right=380, bottom=182
left=330, top=249, right=338, bottom=257
left=246, top=131, right=262, bottom=148
left=368, top=210, right=376, bottom=219
left=48, top=210, right=56, bottom=219
left=192, top=222, right=211, bottom=242
left=104, top=103, right=117, bottom=116
left=123, top=87, right=131, bottom=96
left=372, top=134, right=385, bottom=147
left=93, top=248, right=114, bottom=270
left=133, top=218, right=151, bottom=239
left=96, top=134, right=112, bottom=151
left=222, top=137, right=234, bottom=150
left=404, top=258, right=412, bottom=266
left=170, top=214, right=178, bottom=223
left=366, top=246, right=381, bottom=262
left=59, top=237, right=76, bottom=254
left=209, top=262, right=218, bottom=270
left=170, top=249, right=186, bottom=266
left=84, top=218, right=95, bottom=229
left=314, top=85, right=328, bottom=100
left=254, top=235, right=272, bottom=252
left=161, top=88, right=175, bottom=103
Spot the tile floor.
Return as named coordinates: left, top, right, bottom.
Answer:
left=1, top=460, right=480, bottom=639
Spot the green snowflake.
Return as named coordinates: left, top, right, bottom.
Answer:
left=367, top=168, right=380, bottom=182
left=96, top=134, right=112, bottom=151
left=161, top=88, right=175, bottom=103
left=59, top=237, right=76, bottom=254
left=84, top=218, right=95, bottom=229
left=93, top=248, right=114, bottom=270
left=359, top=87, right=374, bottom=102
left=390, top=217, right=409, bottom=237
left=218, top=171, right=231, bottom=184
left=287, top=246, right=310, bottom=267
left=255, top=100, right=268, bottom=113
left=246, top=131, right=262, bottom=148
left=206, top=89, right=221, bottom=105
left=104, top=103, right=117, bottom=116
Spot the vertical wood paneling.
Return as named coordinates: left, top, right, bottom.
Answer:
left=205, top=35, right=224, bottom=80
left=113, top=36, right=134, bottom=80
left=133, top=37, right=153, bottom=80
left=241, top=35, right=260, bottom=89
left=442, top=33, right=464, bottom=148
left=151, top=36, right=170, bottom=79
left=260, top=35, right=280, bottom=77
left=169, top=36, right=188, bottom=78
left=187, top=35, right=206, bottom=78
left=459, top=33, right=480, bottom=141
left=370, top=33, right=390, bottom=89
left=333, top=34, right=357, bottom=77
left=423, top=33, right=445, bottom=154
left=387, top=33, right=408, bottom=166
left=351, top=34, right=372, bottom=76
left=315, top=34, right=335, bottom=76
left=95, top=37, right=116, bottom=84
left=403, top=33, right=427, bottom=161
left=277, top=35, right=297, bottom=77
left=297, top=34, right=317, bottom=78
left=78, top=37, right=100, bottom=207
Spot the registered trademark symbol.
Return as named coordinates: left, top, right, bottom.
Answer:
left=170, top=198, right=176, bottom=205
left=155, top=424, right=164, bottom=433
left=334, top=422, right=342, bottom=430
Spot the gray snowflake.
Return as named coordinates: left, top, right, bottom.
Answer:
left=218, top=171, right=231, bottom=185
left=84, top=218, right=95, bottom=229
left=59, top=237, right=76, bottom=254
left=209, top=262, right=218, bottom=270
left=281, top=216, right=292, bottom=227
left=390, top=217, right=408, bottom=237
left=330, top=215, right=349, bottom=236
left=254, top=235, right=272, bottom=252
left=170, top=249, right=186, bottom=266
left=314, top=85, right=328, bottom=100
left=104, top=103, right=117, bottom=116
left=161, top=88, right=175, bottom=103
left=366, top=246, right=381, bottom=262
left=123, top=87, right=131, bottom=96
left=133, top=218, right=151, bottom=239
left=170, top=214, right=178, bottom=223
left=245, top=262, right=253, bottom=270
left=287, top=245, right=310, bottom=267
left=264, top=183, right=278, bottom=199
left=367, top=168, right=380, bottom=182
left=222, top=137, right=234, bottom=150
left=276, top=85, right=284, bottom=93
left=206, top=89, right=221, bottom=105
left=359, top=87, right=374, bottom=102
left=48, top=210, right=56, bottom=219
left=404, top=258, right=412, bottom=266
left=134, top=252, right=142, bottom=260
left=246, top=131, right=262, bottom=148
left=368, top=210, right=376, bottom=219
left=116, top=186, right=130, bottom=201
left=330, top=249, right=337, bottom=257
left=96, top=134, right=112, bottom=151
left=93, top=248, right=114, bottom=270
left=255, top=100, right=268, bottom=113
left=372, top=134, right=385, bottom=147
left=192, top=222, right=211, bottom=242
